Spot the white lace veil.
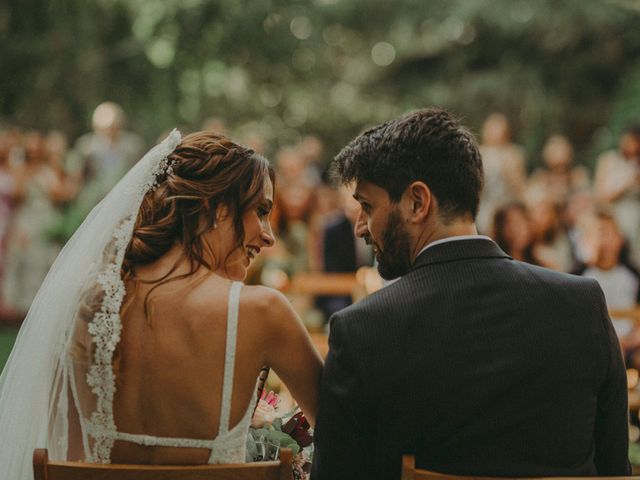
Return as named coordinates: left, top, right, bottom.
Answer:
left=0, top=130, right=181, bottom=479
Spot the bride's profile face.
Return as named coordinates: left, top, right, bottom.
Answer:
left=217, top=175, right=275, bottom=281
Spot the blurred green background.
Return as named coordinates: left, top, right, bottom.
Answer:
left=2, top=0, right=640, bottom=371
left=2, top=0, right=640, bottom=168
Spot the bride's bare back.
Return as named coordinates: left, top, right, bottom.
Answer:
left=111, top=250, right=321, bottom=464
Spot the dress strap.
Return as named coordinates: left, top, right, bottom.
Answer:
left=218, top=281, right=242, bottom=434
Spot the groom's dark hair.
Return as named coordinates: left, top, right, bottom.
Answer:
left=332, top=107, right=484, bottom=221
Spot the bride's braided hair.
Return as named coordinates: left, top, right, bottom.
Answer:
left=122, top=131, right=273, bottom=313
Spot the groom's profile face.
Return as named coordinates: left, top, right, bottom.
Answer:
left=353, top=180, right=412, bottom=280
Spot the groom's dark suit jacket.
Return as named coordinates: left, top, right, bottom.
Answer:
left=311, top=238, right=629, bottom=480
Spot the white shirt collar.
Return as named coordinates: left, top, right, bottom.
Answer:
left=416, top=235, right=492, bottom=258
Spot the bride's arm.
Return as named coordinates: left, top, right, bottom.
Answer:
left=257, top=288, right=323, bottom=426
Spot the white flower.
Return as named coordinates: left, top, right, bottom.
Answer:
left=251, top=399, right=278, bottom=428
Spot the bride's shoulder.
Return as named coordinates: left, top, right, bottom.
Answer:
left=239, top=284, right=290, bottom=315
left=239, top=285, right=300, bottom=327
left=238, top=285, right=306, bottom=344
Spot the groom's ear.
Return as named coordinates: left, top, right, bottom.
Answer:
left=405, top=181, right=432, bottom=223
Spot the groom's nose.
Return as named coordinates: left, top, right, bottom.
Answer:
left=354, top=211, right=368, bottom=238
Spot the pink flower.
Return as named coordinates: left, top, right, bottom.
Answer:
left=262, top=389, right=279, bottom=407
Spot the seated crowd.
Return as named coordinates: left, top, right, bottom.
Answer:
left=0, top=107, right=639, bottom=360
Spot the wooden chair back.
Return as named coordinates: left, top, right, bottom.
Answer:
left=401, top=456, right=499, bottom=480
left=33, top=448, right=293, bottom=480
left=401, top=455, right=639, bottom=480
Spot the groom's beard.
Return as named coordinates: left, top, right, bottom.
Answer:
left=375, top=209, right=412, bottom=280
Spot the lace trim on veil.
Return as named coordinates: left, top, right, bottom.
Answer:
left=84, top=130, right=180, bottom=463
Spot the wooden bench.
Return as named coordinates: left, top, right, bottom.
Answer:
left=401, top=455, right=639, bottom=480
left=33, top=448, right=293, bottom=480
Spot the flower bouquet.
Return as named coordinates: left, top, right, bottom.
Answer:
left=247, top=390, right=313, bottom=480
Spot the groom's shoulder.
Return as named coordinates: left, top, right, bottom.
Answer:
left=518, top=260, right=601, bottom=290
left=503, top=260, right=607, bottom=311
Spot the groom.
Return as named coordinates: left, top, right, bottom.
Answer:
left=311, top=108, right=630, bottom=480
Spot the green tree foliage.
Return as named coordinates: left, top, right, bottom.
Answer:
left=1, top=0, right=639, bottom=167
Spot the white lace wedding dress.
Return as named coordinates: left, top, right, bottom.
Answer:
left=73, top=281, right=256, bottom=464
left=101, top=281, right=257, bottom=461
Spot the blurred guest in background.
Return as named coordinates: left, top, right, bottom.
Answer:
left=269, top=183, right=314, bottom=277
left=316, top=185, right=371, bottom=320
left=564, top=189, right=596, bottom=264
left=492, top=203, right=541, bottom=265
left=573, top=209, right=640, bottom=346
left=277, top=139, right=325, bottom=188
left=49, top=130, right=78, bottom=198
left=67, top=102, right=144, bottom=205
left=46, top=131, right=70, bottom=175
left=276, top=146, right=315, bottom=188
left=2, top=131, right=76, bottom=314
left=261, top=179, right=320, bottom=329
left=297, top=134, right=325, bottom=186
left=261, top=145, right=320, bottom=280
left=477, top=113, right=527, bottom=234
left=52, top=102, right=145, bottom=242
left=0, top=131, right=20, bottom=310
left=201, top=116, right=228, bottom=136
left=2, top=128, right=25, bottom=167
left=528, top=135, right=590, bottom=208
left=594, top=124, right=640, bottom=265
left=526, top=195, right=574, bottom=272
left=307, top=181, right=341, bottom=271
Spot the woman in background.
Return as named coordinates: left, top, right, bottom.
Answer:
left=492, top=203, right=541, bottom=266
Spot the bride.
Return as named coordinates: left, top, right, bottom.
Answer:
left=0, top=130, right=323, bottom=478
